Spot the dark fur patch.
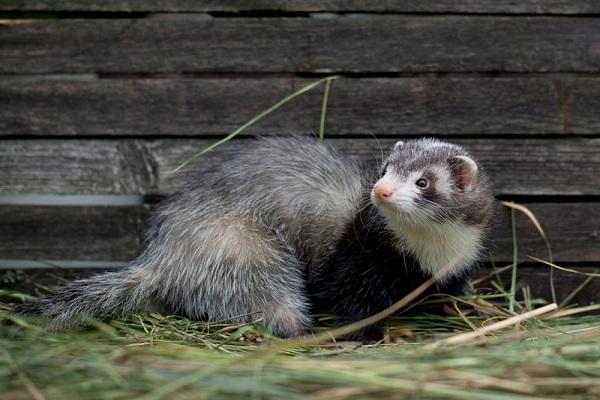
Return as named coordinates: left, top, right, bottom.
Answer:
left=308, top=202, right=468, bottom=341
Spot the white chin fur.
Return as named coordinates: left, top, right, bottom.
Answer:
left=376, top=205, right=483, bottom=281
left=373, top=171, right=482, bottom=280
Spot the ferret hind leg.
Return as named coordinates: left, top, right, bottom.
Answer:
left=151, top=215, right=311, bottom=338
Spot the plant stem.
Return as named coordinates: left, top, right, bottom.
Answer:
left=509, top=206, right=518, bottom=312
left=319, top=76, right=335, bottom=141
left=171, top=75, right=341, bottom=174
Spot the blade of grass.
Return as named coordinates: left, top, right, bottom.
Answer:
left=318, top=76, right=335, bottom=141
left=501, top=200, right=555, bottom=303
left=453, top=301, right=479, bottom=332
left=509, top=206, right=518, bottom=312
left=558, top=269, right=598, bottom=308
left=171, top=75, right=341, bottom=174
left=442, top=370, right=535, bottom=395
left=542, top=304, right=600, bottom=320
left=426, top=303, right=558, bottom=348
left=469, top=264, right=514, bottom=286
left=529, top=257, right=600, bottom=277
left=500, top=201, right=552, bottom=259
left=522, top=286, right=532, bottom=312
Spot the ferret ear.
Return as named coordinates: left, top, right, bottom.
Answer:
left=449, top=155, right=478, bottom=192
left=393, top=141, right=404, bottom=150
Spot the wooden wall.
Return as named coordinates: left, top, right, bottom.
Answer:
left=1, top=1, right=598, bottom=303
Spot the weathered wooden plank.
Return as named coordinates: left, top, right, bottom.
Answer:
left=0, top=202, right=598, bottom=263
left=482, top=267, right=600, bottom=306
left=2, top=77, right=599, bottom=136
left=2, top=1, right=600, bottom=14
left=0, top=205, right=149, bottom=261
left=492, top=202, right=600, bottom=264
left=3, top=17, right=600, bottom=73
left=2, top=138, right=600, bottom=196
left=0, top=140, right=159, bottom=195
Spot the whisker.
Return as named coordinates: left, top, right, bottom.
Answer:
left=367, top=132, right=385, bottom=167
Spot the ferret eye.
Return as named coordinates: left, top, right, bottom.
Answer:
left=380, top=163, right=389, bottom=177
left=416, top=178, right=429, bottom=188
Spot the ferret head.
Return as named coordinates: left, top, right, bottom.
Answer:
left=371, top=138, right=495, bottom=278
left=371, top=138, right=493, bottom=227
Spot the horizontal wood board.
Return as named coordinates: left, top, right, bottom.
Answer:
left=2, top=1, right=600, bottom=14
left=0, top=205, right=149, bottom=261
left=1, top=202, right=598, bottom=263
left=3, top=77, right=600, bottom=136
left=2, top=138, right=600, bottom=196
left=3, top=17, right=600, bottom=73
left=482, top=267, right=599, bottom=306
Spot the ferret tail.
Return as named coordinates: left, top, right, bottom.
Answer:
left=13, top=267, right=151, bottom=329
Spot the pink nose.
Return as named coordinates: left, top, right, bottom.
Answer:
left=373, top=181, right=394, bottom=199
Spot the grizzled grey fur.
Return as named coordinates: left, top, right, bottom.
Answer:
left=16, top=136, right=494, bottom=338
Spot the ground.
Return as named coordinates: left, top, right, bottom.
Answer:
left=1, top=278, right=599, bottom=400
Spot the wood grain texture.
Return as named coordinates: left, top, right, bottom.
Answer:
left=1, top=202, right=598, bottom=262
left=0, top=140, right=159, bottom=195
left=0, top=205, right=149, bottom=261
left=2, top=1, right=600, bottom=14
left=2, top=77, right=600, bottom=136
left=3, top=16, right=600, bottom=73
left=2, top=138, right=599, bottom=196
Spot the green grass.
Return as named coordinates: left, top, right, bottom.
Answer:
left=1, top=286, right=599, bottom=400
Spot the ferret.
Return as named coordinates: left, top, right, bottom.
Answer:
left=16, top=136, right=494, bottom=339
